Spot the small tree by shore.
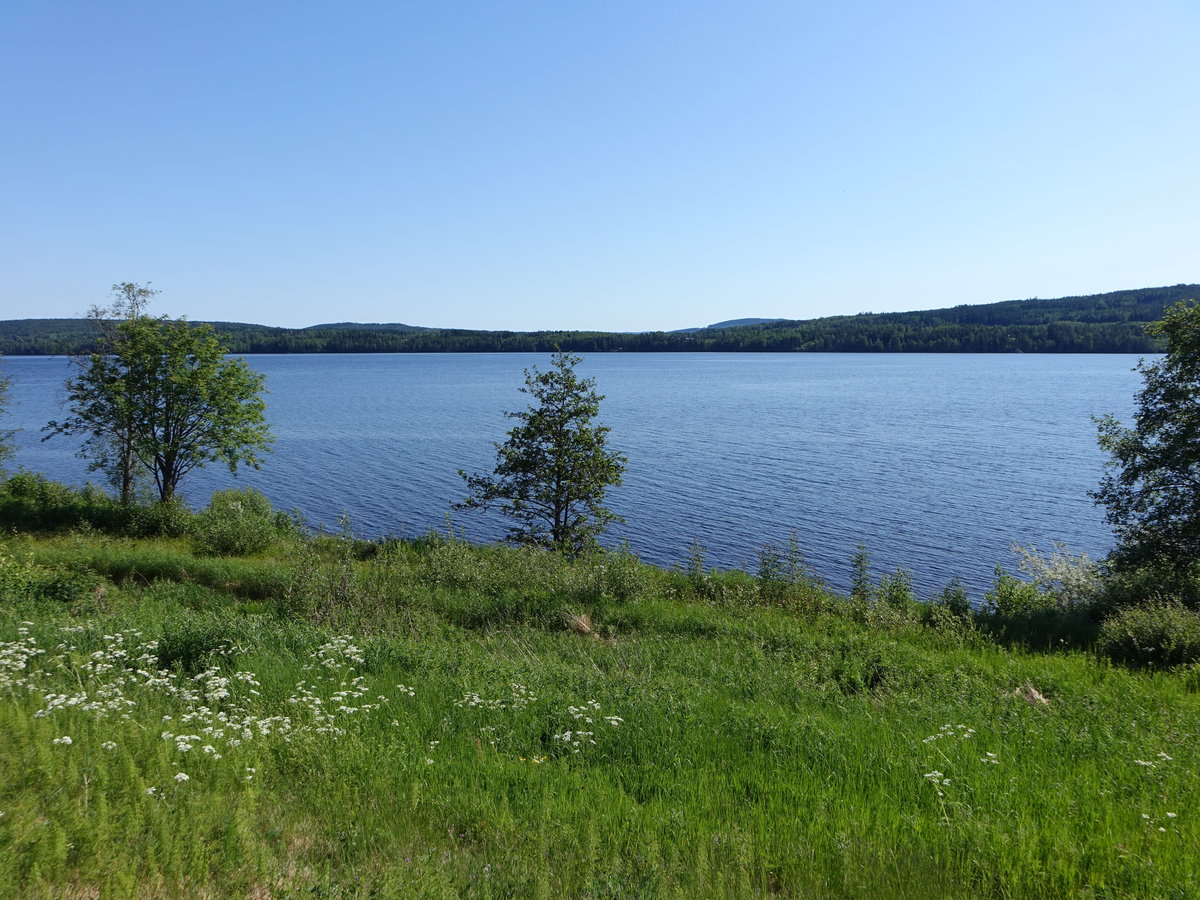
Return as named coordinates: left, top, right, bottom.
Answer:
left=457, top=350, right=626, bottom=554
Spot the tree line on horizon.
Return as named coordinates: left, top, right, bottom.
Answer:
left=0, top=284, right=1194, bottom=356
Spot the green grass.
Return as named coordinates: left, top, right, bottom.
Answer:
left=1, top=532, right=1198, bottom=898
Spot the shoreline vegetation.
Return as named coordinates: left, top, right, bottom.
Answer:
left=1, top=476, right=1199, bottom=897
left=3, top=283, right=1196, bottom=356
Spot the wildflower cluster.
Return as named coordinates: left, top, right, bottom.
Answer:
left=922, top=723, right=975, bottom=743
left=451, top=683, right=625, bottom=757
left=553, top=699, right=623, bottom=754
left=920, top=722, right=1001, bottom=804
left=454, top=682, right=537, bottom=711
left=923, top=770, right=951, bottom=797
left=0, top=625, right=45, bottom=690
left=1, top=625, right=412, bottom=789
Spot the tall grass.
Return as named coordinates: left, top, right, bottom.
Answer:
left=1, top=528, right=1199, bottom=897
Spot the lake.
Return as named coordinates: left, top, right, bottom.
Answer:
left=1, top=352, right=1143, bottom=598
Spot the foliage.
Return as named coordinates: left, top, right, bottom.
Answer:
left=1012, top=542, right=1103, bottom=609
left=458, top=350, right=627, bottom=554
left=982, top=566, right=1052, bottom=617
left=756, top=534, right=826, bottom=604
left=1093, top=300, right=1200, bottom=572
left=0, top=545, right=102, bottom=605
left=978, top=563, right=1104, bottom=651
left=1098, top=559, right=1200, bottom=612
left=193, top=487, right=280, bottom=557
left=850, top=543, right=873, bottom=602
left=0, top=472, right=128, bottom=533
left=1096, top=601, right=1200, bottom=669
left=0, top=354, right=13, bottom=471
left=80, top=282, right=162, bottom=503
left=878, top=567, right=916, bottom=607
left=933, top=577, right=971, bottom=616
left=46, top=310, right=272, bottom=503
left=0, top=473, right=202, bottom=540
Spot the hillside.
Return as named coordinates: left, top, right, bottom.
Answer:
left=1, top=284, right=1195, bottom=355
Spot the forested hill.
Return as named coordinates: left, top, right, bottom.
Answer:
left=1, top=284, right=1194, bottom=355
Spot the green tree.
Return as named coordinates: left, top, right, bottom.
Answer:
left=457, top=350, right=626, bottom=554
left=0, top=354, right=14, bottom=471
left=1093, top=300, right=1200, bottom=571
left=47, top=311, right=272, bottom=504
left=79, top=282, right=161, bottom=503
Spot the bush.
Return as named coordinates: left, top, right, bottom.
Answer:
left=756, top=535, right=827, bottom=606
left=1013, top=542, right=1102, bottom=610
left=982, top=566, right=1049, bottom=617
left=1099, top=560, right=1200, bottom=613
left=1096, top=601, right=1200, bottom=669
left=978, top=564, right=1101, bottom=650
left=193, top=488, right=278, bottom=556
left=126, top=498, right=194, bottom=538
left=933, top=577, right=971, bottom=616
left=878, top=567, right=915, bottom=608
left=0, top=472, right=126, bottom=533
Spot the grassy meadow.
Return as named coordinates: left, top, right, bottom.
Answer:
left=0, top=490, right=1198, bottom=897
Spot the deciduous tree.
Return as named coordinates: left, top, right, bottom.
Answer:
left=47, top=304, right=271, bottom=503
left=78, top=282, right=161, bottom=503
left=457, top=350, right=626, bottom=554
left=1093, top=300, right=1200, bottom=571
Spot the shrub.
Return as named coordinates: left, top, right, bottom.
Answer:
left=194, top=488, right=278, bottom=556
left=1096, top=601, right=1200, bottom=669
left=1099, top=560, right=1200, bottom=613
left=933, top=577, right=971, bottom=616
left=982, top=566, right=1049, bottom=617
left=0, top=472, right=126, bottom=533
left=756, top=535, right=827, bottom=606
left=878, top=567, right=915, bottom=608
left=1013, top=542, right=1102, bottom=610
left=126, top=498, right=194, bottom=538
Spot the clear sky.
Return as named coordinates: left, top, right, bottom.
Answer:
left=2, top=1, right=1197, bottom=331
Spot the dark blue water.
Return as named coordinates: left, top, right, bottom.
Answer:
left=1, top=353, right=1141, bottom=598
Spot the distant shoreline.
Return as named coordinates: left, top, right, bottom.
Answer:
left=1, top=283, right=1193, bottom=355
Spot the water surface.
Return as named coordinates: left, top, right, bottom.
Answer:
left=2, top=352, right=1141, bottom=597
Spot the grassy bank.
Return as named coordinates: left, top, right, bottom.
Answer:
left=1, top=509, right=1199, bottom=897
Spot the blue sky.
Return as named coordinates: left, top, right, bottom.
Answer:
left=2, top=1, right=1196, bottom=331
